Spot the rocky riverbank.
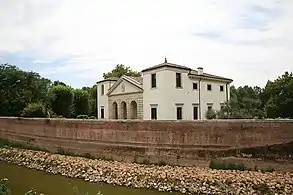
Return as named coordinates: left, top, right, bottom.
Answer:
left=0, top=147, right=293, bottom=195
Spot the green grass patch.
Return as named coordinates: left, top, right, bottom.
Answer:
left=209, top=160, right=276, bottom=172
left=0, top=139, right=48, bottom=152
left=0, top=138, right=114, bottom=162
left=209, top=160, right=247, bottom=171
left=156, top=160, right=167, bottom=166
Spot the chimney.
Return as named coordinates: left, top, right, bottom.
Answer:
left=197, top=67, right=203, bottom=75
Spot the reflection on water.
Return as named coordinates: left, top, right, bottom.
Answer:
left=0, top=162, right=178, bottom=195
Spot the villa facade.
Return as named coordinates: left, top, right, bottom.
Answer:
left=96, top=59, right=233, bottom=120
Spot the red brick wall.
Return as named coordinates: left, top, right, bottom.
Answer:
left=0, top=117, right=293, bottom=165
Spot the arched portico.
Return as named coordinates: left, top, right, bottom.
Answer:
left=120, top=101, right=127, bottom=119
left=130, top=101, right=138, bottom=119
left=112, top=102, right=118, bottom=119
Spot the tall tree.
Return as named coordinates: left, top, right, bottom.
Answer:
left=53, top=80, right=66, bottom=86
left=81, top=85, right=97, bottom=117
left=0, top=64, right=51, bottom=116
left=217, top=85, right=265, bottom=119
left=103, top=64, right=141, bottom=79
left=263, top=71, right=293, bottom=118
left=47, top=85, right=74, bottom=117
left=73, top=89, right=90, bottom=117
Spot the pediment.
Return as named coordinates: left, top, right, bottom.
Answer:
left=107, top=76, right=143, bottom=96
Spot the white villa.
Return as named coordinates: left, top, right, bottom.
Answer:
left=96, top=58, right=233, bottom=120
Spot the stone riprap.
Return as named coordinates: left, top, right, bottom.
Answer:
left=0, top=148, right=292, bottom=195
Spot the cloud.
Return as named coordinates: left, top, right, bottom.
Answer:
left=33, top=60, right=54, bottom=64
left=0, top=0, right=292, bottom=88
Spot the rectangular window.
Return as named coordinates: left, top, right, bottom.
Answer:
left=220, top=103, right=225, bottom=110
left=151, top=107, right=157, bottom=120
left=101, top=107, right=104, bottom=119
left=101, top=84, right=104, bottom=95
left=208, top=106, right=212, bottom=111
left=177, top=107, right=182, bottom=120
left=193, top=83, right=198, bottom=90
left=176, top=73, right=182, bottom=88
left=151, top=73, right=156, bottom=88
left=220, top=85, right=224, bottom=92
left=207, top=84, right=212, bottom=91
left=193, top=106, right=198, bottom=120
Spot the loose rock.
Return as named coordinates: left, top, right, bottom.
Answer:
left=0, top=148, right=292, bottom=195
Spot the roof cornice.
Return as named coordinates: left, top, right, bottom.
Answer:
left=188, top=73, right=233, bottom=83
left=141, top=63, right=191, bottom=72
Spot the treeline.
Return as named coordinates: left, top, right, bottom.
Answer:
left=1, top=63, right=292, bottom=119
left=0, top=64, right=97, bottom=119
left=207, top=71, right=293, bottom=119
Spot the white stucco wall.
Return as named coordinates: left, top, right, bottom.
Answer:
left=199, top=80, right=229, bottom=119
left=142, top=67, right=168, bottom=120
left=97, top=80, right=116, bottom=119
left=142, top=67, right=231, bottom=120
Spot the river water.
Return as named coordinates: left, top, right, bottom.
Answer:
left=0, top=162, right=179, bottom=195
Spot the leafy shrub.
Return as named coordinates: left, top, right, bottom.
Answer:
left=21, top=102, right=46, bottom=118
left=205, top=109, right=217, bottom=119
left=260, top=166, right=275, bottom=173
left=82, top=153, right=95, bottom=159
left=55, top=147, right=75, bottom=156
left=77, top=115, right=88, bottom=119
left=0, top=139, right=48, bottom=152
left=157, top=161, right=167, bottom=166
left=209, top=160, right=247, bottom=171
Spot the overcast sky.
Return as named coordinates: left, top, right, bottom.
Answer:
left=0, top=0, right=292, bottom=88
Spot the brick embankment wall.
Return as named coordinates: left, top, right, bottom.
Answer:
left=0, top=117, right=293, bottom=167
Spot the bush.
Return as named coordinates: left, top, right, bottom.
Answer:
left=77, top=115, right=89, bottom=119
left=209, top=160, right=247, bottom=171
left=55, top=147, right=76, bottom=156
left=156, top=161, right=167, bottom=166
left=205, top=109, right=217, bottom=119
left=21, top=102, right=46, bottom=118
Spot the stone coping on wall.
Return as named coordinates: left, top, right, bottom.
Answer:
left=0, top=117, right=293, bottom=123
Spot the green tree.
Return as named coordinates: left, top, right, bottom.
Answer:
left=47, top=85, right=74, bottom=117
left=73, top=89, right=90, bottom=117
left=217, top=85, right=265, bottom=119
left=21, top=102, right=46, bottom=118
left=53, top=80, right=67, bottom=86
left=0, top=64, right=51, bottom=116
left=82, top=85, right=97, bottom=117
left=103, top=64, right=141, bottom=79
left=88, top=85, right=97, bottom=117
left=263, top=71, right=293, bottom=118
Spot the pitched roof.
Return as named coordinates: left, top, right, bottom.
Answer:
left=141, top=58, right=233, bottom=83
left=141, top=61, right=191, bottom=72
left=188, top=70, right=233, bottom=83
left=96, top=77, right=119, bottom=84
left=128, top=76, right=143, bottom=84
